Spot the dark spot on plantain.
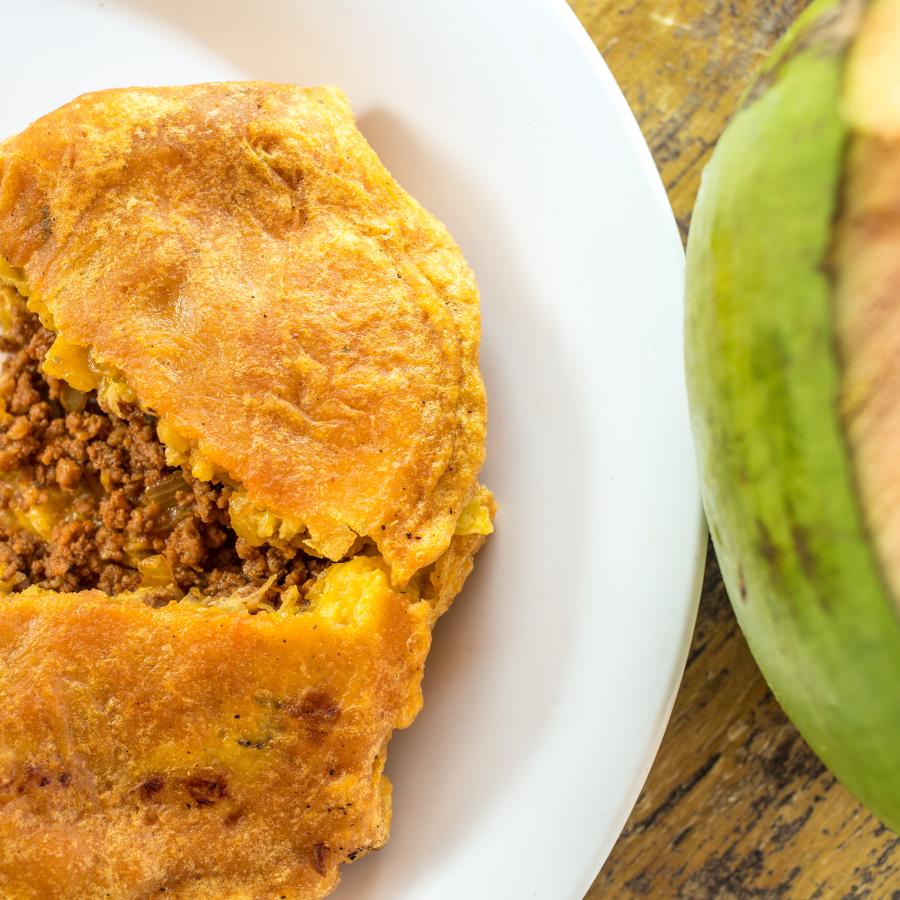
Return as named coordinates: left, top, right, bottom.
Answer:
left=139, top=775, right=165, bottom=802
left=288, top=690, right=341, bottom=742
left=311, top=841, right=329, bottom=876
left=789, top=521, right=825, bottom=601
left=0, top=763, right=62, bottom=797
left=236, top=736, right=271, bottom=750
left=40, top=204, right=53, bottom=239
left=184, top=772, right=229, bottom=806
left=756, top=520, right=782, bottom=569
left=223, top=804, right=246, bottom=827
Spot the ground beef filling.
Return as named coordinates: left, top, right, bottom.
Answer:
left=0, top=307, right=325, bottom=605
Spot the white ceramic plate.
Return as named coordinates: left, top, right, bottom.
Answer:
left=2, top=1, right=705, bottom=896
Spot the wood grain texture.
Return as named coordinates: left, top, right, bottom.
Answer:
left=566, top=1, right=900, bottom=896
left=591, top=550, right=899, bottom=898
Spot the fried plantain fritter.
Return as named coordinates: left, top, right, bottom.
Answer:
left=0, top=83, right=492, bottom=898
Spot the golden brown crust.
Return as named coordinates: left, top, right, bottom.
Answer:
left=423, top=486, right=496, bottom=623
left=0, top=83, right=486, bottom=584
left=0, top=568, right=430, bottom=899
left=0, top=83, right=494, bottom=898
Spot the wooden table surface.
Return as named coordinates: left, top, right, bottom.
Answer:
left=567, top=2, right=900, bottom=896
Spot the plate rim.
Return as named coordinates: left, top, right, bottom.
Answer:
left=546, top=0, right=707, bottom=889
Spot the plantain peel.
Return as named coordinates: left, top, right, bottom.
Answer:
left=0, top=83, right=493, bottom=898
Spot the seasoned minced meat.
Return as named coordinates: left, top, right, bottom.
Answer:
left=0, top=305, right=324, bottom=603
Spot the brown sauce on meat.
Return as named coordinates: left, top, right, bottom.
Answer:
left=0, top=303, right=325, bottom=605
